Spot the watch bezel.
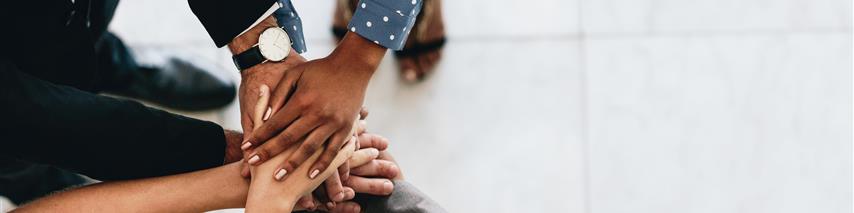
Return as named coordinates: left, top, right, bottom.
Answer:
left=257, top=27, right=291, bottom=62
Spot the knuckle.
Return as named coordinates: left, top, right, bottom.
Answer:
left=254, top=148, right=270, bottom=160
left=369, top=182, right=383, bottom=194
left=295, top=98, right=313, bottom=110
left=315, top=161, right=331, bottom=170
left=382, top=162, right=399, bottom=176
left=277, top=132, right=297, bottom=144
left=316, top=112, right=335, bottom=123
left=330, top=118, right=347, bottom=126
left=285, top=158, right=302, bottom=169
left=302, top=143, right=320, bottom=154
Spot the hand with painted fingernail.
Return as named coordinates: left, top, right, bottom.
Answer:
left=243, top=82, right=357, bottom=212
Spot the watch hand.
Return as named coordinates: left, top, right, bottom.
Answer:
left=274, top=32, right=281, bottom=43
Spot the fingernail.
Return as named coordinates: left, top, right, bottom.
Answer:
left=240, top=141, right=252, bottom=150
left=326, top=202, right=335, bottom=209
left=309, top=169, right=320, bottom=179
left=259, top=85, right=268, bottom=97
left=368, top=148, right=379, bottom=157
left=309, top=201, right=317, bottom=211
left=274, top=168, right=287, bottom=180
left=263, top=106, right=272, bottom=121
left=335, top=191, right=345, bottom=201
left=404, top=70, right=417, bottom=81
left=248, top=155, right=260, bottom=165
left=383, top=181, right=393, bottom=192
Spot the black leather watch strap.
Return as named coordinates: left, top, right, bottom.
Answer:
left=232, top=46, right=266, bottom=71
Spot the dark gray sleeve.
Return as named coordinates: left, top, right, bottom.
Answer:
left=354, top=180, right=447, bottom=213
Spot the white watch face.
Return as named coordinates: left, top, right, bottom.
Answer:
left=258, top=27, right=291, bottom=62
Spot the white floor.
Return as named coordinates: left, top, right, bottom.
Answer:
left=84, top=0, right=854, bottom=212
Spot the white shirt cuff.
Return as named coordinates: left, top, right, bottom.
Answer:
left=236, top=2, right=281, bottom=38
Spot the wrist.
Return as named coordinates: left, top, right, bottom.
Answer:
left=228, top=16, right=279, bottom=54
left=328, top=32, right=387, bottom=77
left=223, top=130, right=244, bottom=164
left=246, top=181, right=299, bottom=212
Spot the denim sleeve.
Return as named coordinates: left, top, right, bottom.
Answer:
left=347, top=0, right=423, bottom=50
left=273, top=0, right=307, bottom=54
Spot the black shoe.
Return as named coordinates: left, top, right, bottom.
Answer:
left=95, top=32, right=236, bottom=111
left=112, top=57, right=237, bottom=111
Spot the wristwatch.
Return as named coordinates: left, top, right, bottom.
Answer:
left=232, top=27, right=291, bottom=71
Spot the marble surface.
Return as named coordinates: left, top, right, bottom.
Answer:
left=584, top=34, right=852, bottom=213
left=4, top=0, right=850, bottom=213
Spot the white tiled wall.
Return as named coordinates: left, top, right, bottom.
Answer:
left=102, top=0, right=853, bottom=212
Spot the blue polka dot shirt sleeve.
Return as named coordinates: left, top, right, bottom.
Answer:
left=273, top=0, right=307, bottom=54
left=347, top=0, right=423, bottom=50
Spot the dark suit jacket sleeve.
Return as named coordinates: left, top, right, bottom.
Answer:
left=188, top=0, right=277, bottom=47
left=0, top=59, right=227, bottom=181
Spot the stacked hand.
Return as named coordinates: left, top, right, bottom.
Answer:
left=243, top=81, right=402, bottom=212
left=289, top=110, right=404, bottom=213
left=229, top=15, right=389, bottom=211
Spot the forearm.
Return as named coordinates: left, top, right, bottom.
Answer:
left=13, top=163, right=248, bottom=213
left=328, top=32, right=388, bottom=76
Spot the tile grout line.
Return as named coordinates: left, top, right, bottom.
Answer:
left=576, top=1, right=593, bottom=213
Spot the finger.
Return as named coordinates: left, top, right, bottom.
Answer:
left=330, top=201, right=361, bottom=213
left=239, top=86, right=260, bottom=139
left=276, top=125, right=336, bottom=180
left=339, top=160, right=350, bottom=182
left=243, top=98, right=304, bottom=152
left=351, top=159, right=400, bottom=179
left=345, top=176, right=394, bottom=196
left=238, top=85, right=270, bottom=153
left=313, top=198, right=329, bottom=212
left=241, top=113, right=254, bottom=141
left=342, top=186, right=356, bottom=200
left=324, top=170, right=347, bottom=202
left=297, top=194, right=317, bottom=211
left=240, top=163, right=251, bottom=177
left=356, top=120, right=367, bottom=135
left=252, top=85, right=271, bottom=129
left=250, top=117, right=319, bottom=167
left=268, top=71, right=299, bottom=115
left=359, top=106, right=369, bottom=120
left=347, top=148, right=380, bottom=168
left=358, top=133, right=389, bottom=151
left=376, top=150, right=404, bottom=180
left=354, top=133, right=361, bottom=150
left=239, top=85, right=270, bottom=177
left=308, top=132, right=352, bottom=180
